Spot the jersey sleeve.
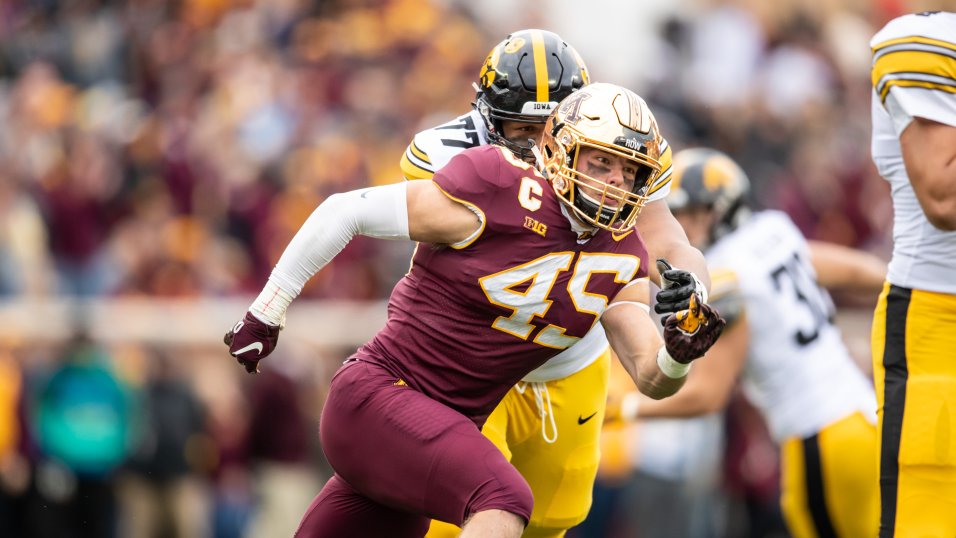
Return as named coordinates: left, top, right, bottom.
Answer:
left=432, top=146, right=505, bottom=198
left=400, top=134, right=436, bottom=180
left=430, top=148, right=505, bottom=249
left=871, top=13, right=956, bottom=132
left=401, top=112, right=486, bottom=181
left=645, top=137, right=674, bottom=201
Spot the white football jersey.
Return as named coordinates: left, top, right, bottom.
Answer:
left=870, top=11, right=956, bottom=294
left=400, top=111, right=490, bottom=179
left=707, top=211, right=876, bottom=441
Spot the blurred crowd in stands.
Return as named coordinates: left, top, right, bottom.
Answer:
left=0, top=0, right=922, bottom=536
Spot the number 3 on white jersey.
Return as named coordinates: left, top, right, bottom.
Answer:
left=479, top=252, right=640, bottom=349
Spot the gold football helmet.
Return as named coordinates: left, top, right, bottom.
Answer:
left=540, top=82, right=664, bottom=232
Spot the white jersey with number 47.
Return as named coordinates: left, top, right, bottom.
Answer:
left=707, top=211, right=876, bottom=441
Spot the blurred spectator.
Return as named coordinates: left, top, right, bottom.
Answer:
left=243, top=355, right=323, bottom=538
left=119, top=347, right=211, bottom=538
left=27, top=330, right=135, bottom=538
left=0, top=172, right=52, bottom=296
left=721, top=395, right=789, bottom=538
left=193, top=352, right=254, bottom=538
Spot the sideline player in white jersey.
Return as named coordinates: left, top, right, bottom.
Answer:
left=402, top=30, right=712, bottom=538
left=870, top=10, right=956, bottom=537
left=606, top=149, right=888, bottom=538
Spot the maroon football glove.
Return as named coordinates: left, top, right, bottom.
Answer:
left=223, top=312, right=280, bottom=374
left=662, top=295, right=726, bottom=364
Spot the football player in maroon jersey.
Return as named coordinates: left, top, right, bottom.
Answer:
left=225, top=83, right=724, bottom=538
left=403, top=30, right=714, bottom=538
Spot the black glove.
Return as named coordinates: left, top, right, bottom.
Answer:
left=662, top=294, right=726, bottom=364
left=223, top=312, right=281, bottom=374
left=654, top=258, right=705, bottom=316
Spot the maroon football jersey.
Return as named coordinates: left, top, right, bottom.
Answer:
left=355, top=145, right=649, bottom=425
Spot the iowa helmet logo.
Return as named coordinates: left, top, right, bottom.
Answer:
left=479, top=47, right=502, bottom=88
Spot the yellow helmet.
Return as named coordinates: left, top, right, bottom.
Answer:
left=540, top=82, right=664, bottom=232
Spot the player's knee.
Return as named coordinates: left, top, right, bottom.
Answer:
left=465, top=471, right=533, bottom=525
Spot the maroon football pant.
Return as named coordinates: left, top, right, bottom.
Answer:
left=295, top=359, right=532, bottom=537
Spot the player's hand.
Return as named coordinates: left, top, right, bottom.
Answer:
left=223, top=312, right=281, bottom=374
left=654, top=258, right=706, bottom=316
left=662, top=294, right=726, bottom=364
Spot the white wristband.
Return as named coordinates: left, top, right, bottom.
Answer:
left=656, top=346, right=691, bottom=379
left=249, top=279, right=293, bottom=327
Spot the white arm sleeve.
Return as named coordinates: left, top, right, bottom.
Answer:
left=249, top=182, right=409, bottom=325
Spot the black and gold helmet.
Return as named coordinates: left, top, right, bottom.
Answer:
left=540, top=82, right=665, bottom=232
left=475, top=29, right=590, bottom=159
left=668, top=148, right=751, bottom=241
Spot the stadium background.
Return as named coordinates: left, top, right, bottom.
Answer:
left=0, top=0, right=932, bottom=536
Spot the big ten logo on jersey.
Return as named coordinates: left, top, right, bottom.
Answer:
left=518, top=177, right=548, bottom=236
left=524, top=216, right=547, bottom=237
left=437, top=115, right=480, bottom=149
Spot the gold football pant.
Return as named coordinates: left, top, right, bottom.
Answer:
left=780, top=412, right=878, bottom=538
left=872, top=283, right=956, bottom=537
left=427, top=351, right=611, bottom=538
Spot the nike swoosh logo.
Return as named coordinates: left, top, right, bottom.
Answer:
left=361, top=190, right=370, bottom=199
left=578, top=412, right=597, bottom=425
left=233, top=342, right=263, bottom=356
left=611, top=230, right=633, bottom=242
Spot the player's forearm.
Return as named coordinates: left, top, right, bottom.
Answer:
left=603, top=306, right=685, bottom=400
left=808, top=241, right=887, bottom=293
left=653, top=239, right=710, bottom=292
left=615, top=346, right=686, bottom=401
left=636, top=349, right=687, bottom=399
left=637, top=382, right=726, bottom=418
left=250, top=183, right=410, bottom=325
left=638, top=203, right=711, bottom=292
